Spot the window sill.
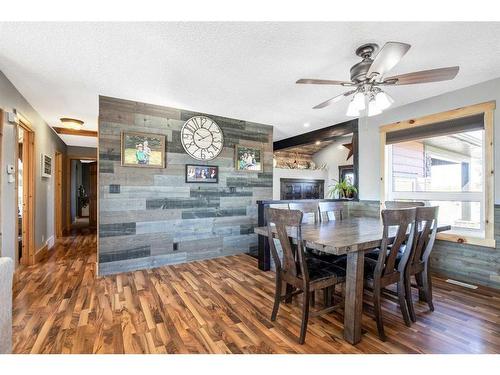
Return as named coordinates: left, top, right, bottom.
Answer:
left=437, top=233, right=496, bottom=248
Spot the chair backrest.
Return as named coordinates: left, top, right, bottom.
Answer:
left=318, top=201, right=344, bottom=222
left=411, top=206, right=439, bottom=265
left=266, top=208, right=308, bottom=281
left=385, top=201, right=425, bottom=209
left=377, top=208, right=416, bottom=277
left=289, top=202, right=319, bottom=224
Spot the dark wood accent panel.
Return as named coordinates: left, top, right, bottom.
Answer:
left=12, top=232, right=500, bottom=353
left=280, top=178, right=324, bottom=200
left=273, top=119, right=357, bottom=151
left=53, top=127, right=98, bottom=137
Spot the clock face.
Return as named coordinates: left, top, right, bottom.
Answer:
left=181, top=116, right=224, bottom=161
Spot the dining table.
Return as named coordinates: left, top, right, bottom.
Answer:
left=253, top=216, right=451, bottom=345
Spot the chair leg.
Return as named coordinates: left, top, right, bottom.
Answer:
left=271, top=274, right=282, bottom=321
left=404, top=273, right=416, bottom=323
left=397, top=280, right=411, bottom=327
left=415, top=273, right=425, bottom=301
left=422, top=267, right=434, bottom=312
left=285, top=283, right=294, bottom=303
left=310, top=291, right=316, bottom=307
left=323, top=287, right=332, bottom=307
left=299, top=288, right=310, bottom=344
left=373, top=285, right=386, bottom=341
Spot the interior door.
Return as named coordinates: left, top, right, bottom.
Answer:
left=88, top=162, right=97, bottom=227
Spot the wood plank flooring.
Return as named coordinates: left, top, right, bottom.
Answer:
left=12, top=232, right=500, bottom=354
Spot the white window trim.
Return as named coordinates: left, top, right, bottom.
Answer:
left=379, top=101, right=496, bottom=248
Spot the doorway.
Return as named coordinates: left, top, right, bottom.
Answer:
left=16, top=118, right=35, bottom=265
left=68, top=157, right=97, bottom=231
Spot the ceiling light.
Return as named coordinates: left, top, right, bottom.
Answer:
left=374, top=90, right=394, bottom=110
left=368, top=98, right=382, bottom=117
left=352, top=92, right=366, bottom=111
left=60, top=117, right=84, bottom=130
left=346, top=99, right=360, bottom=117
left=303, top=122, right=310, bottom=128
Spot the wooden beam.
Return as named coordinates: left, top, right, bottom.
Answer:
left=273, top=119, right=357, bottom=151
left=379, top=101, right=496, bottom=133
left=53, top=127, right=98, bottom=137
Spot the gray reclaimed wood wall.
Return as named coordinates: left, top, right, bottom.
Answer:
left=98, top=96, right=273, bottom=275
left=348, top=200, right=500, bottom=289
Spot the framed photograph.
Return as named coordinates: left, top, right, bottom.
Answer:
left=235, top=145, right=263, bottom=172
left=185, top=164, right=219, bottom=183
left=121, top=131, right=166, bottom=168
left=41, top=153, right=52, bottom=178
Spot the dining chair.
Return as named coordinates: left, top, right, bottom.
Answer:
left=266, top=208, right=346, bottom=344
left=314, top=202, right=347, bottom=267
left=338, top=208, right=416, bottom=341
left=289, top=202, right=319, bottom=224
left=404, top=206, right=439, bottom=322
left=385, top=201, right=425, bottom=209
left=318, top=201, right=345, bottom=222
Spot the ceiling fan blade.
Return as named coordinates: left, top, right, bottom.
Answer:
left=313, top=90, right=355, bottom=109
left=367, top=42, right=411, bottom=80
left=383, top=66, right=460, bottom=85
left=296, top=78, right=352, bottom=86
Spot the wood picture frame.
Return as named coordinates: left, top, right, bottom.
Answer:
left=185, top=164, right=219, bottom=183
left=121, top=131, right=166, bottom=168
left=235, top=145, right=263, bottom=172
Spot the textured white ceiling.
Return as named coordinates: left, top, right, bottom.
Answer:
left=1, top=22, right=500, bottom=146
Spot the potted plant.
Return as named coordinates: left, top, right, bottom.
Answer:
left=328, top=178, right=358, bottom=199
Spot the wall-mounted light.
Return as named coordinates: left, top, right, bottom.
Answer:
left=60, top=117, right=84, bottom=130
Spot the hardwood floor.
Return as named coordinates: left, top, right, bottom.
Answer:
left=12, top=232, right=500, bottom=354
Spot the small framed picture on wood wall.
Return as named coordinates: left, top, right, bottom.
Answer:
left=121, top=131, right=166, bottom=168
left=185, top=164, right=219, bottom=183
left=235, top=145, right=263, bottom=172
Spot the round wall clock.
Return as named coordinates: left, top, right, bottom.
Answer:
left=181, top=116, right=224, bottom=161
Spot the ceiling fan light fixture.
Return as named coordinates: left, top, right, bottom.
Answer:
left=368, top=98, right=382, bottom=117
left=346, top=99, right=360, bottom=117
left=374, top=90, right=394, bottom=110
left=352, top=92, right=366, bottom=111
left=60, top=117, right=84, bottom=130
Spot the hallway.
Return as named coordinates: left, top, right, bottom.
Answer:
left=11, top=232, right=500, bottom=354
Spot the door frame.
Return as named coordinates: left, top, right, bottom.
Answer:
left=15, top=114, right=35, bottom=266
left=65, top=156, right=97, bottom=231
left=54, top=152, right=63, bottom=238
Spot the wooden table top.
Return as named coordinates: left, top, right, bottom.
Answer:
left=254, top=216, right=451, bottom=255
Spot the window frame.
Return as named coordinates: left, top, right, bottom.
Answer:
left=379, top=101, right=496, bottom=248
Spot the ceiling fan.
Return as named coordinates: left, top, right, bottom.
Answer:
left=297, top=42, right=460, bottom=117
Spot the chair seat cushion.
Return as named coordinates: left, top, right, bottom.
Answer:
left=306, top=249, right=347, bottom=265
left=365, top=244, right=406, bottom=262
left=301, top=256, right=346, bottom=283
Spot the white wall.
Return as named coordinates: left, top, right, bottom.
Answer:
left=313, top=138, right=352, bottom=193
left=0, top=71, right=67, bottom=265
left=359, top=78, right=500, bottom=203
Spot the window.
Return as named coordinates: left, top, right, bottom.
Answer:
left=380, top=102, right=495, bottom=247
